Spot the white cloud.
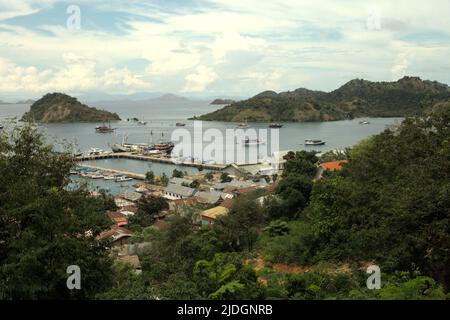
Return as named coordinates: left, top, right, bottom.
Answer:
left=182, top=66, right=218, bottom=92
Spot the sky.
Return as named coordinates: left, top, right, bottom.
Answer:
left=0, top=0, right=450, bottom=100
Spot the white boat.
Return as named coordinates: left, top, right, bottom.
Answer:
left=359, top=120, right=371, bottom=125
left=103, top=175, right=116, bottom=180
left=116, top=176, right=133, bottom=182
left=90, top=174, right=104, bottom=179
left=305, top=139, right=326, bottom=146
left=242, top=138, right=265, bottom=146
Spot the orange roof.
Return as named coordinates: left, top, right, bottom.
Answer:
left=320, top=160, right=349, bottom=171
left=219, top=198, right=235, bottom=209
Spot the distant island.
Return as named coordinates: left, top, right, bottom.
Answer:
left=195, top=77, right=450, bottom=122
left=210, top=98, right=236, bottom=105
left=21, top=93, right=120, bottom=123
left=16, top=99, right=36, bottom=104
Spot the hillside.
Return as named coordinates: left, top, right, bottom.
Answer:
left=21, top=93, right=121, bottom=123
left=211, top=98, right=236, bottom=105
left=196, top=77, right=450, bottom=122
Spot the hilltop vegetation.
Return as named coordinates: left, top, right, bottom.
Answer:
left=22, top=93, right=120, bottom=123
left=197, top=77, right=450, bottom=122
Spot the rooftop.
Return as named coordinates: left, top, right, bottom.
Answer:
left=201, top=206, right=229, bottom=220
left=320, top=160, right=349, bottom=171
left=165, top=184, right=197, bottom=197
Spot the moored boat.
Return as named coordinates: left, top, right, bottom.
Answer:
left=176, top=122, right=186, bottom=127
left=116, top=176, right=133, bottom=182
left=95, top=122, right=115, bottom=133
left=305, top=139, right=326, bottom=146
left=269, top=123, right=283, bottom=128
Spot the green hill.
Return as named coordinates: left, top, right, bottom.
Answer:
left=195, top=77, right=450, bottom=122
left=21, top=93, right=120, bottom=123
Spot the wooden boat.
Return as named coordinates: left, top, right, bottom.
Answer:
left=176, top=122, right=186, bottom=127
left=242, top=138, right=265, bottom=146
left=269, top=123, right=283, bottom=128
left=95, top=122, right=115, bottom=133
left=305, top=139, right=326, bottom=146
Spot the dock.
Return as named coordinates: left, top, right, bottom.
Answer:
left=76, top=152, right=227, bottom=170
left=78, top=164, right=146, bottom=180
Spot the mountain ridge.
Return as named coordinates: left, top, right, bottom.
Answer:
left=195, top=77, right=450, bottom=122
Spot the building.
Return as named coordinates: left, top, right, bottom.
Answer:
left=315, top=160, right=349, bottom=180
left=164, top=184, right=197, bottom=200
left=200, top=206, right=230, bottom=226
left=107, top=211, right=128, bottom=227
left=118, top=190, right=142, bottom=202
left=196, top=190, right=228, bottom=205
left=98, top=226, right=133, bottom=248
left=271, top=150, right=293, bottom=170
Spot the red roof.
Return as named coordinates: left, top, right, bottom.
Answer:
left=320, top=160, right=349, bottom=171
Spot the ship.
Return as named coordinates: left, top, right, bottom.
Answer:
left=176, top=122, right=186, bottom=127
left=304, top=139, right=326, bottom=146
left=95, top=122, right=115, bottom=133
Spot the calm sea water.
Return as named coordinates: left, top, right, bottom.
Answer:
left=0, top=100, right=403, bottom=183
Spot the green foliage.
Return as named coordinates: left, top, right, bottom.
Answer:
left=172, top=169, right=184, bottom=178
left=264, top=220, right=289, bottom=237
left=214, top=196, right=265, bottom=251
left=160, top=173, right=169, bottom=186
left=194, top=253, right=266, bottom=300
left=205, top=172, right=214, bottom=181
left=145, top=170, right=155, bottom=184
left=220, top=172, right=232, bottom=183
left=129, top=195, right=169, bottom=227
left=0, top=126, right=114, bottom=299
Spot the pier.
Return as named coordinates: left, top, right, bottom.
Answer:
left=78, top=164, right=146, bottom=180
left=76, top=152, right=227, bottom=171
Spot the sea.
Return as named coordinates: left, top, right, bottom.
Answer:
left=0, top=100, right=403, bottom=195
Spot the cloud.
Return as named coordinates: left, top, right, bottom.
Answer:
left=391, top=52, right=413, bottom=79
left=182, top=66, right=218, bottom=92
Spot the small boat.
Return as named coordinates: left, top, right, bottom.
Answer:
left=103, top=175, right=116, bottom=180
left=359, top=120, right=371, bottom=125
left=305, top=139, right=326, bottom=146
left=111, top=144, right=131, bottom=153
left=235, top=119, right=250, bottom=129
left=242, top=138, right=265, bottom=146
left=116, top=176, right=133, bottom=182
left=176, top=122, right=186, bottom=127
left=95, top=122, right=115, bottom=133
left=90, top=174, right=105, bottom=179
left=138, top=120, right=147, bottom=125
left=269, top=123, right=283, bottom=128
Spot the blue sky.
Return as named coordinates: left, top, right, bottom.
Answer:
left=0, top=0, right=450, bottom=99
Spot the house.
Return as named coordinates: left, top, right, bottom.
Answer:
left=201, top=206, right=230, bottom=226
left=114, top=198, right=136, bottom=208
left=164, top=184, right=196, bottom=200
left=107, top=211, right=128, bottom=227
left=98, top=226, right=132, bottom=248
left=212, top=179, right=254, bottom=192
left=196, top=190, right=227, bottom=205
left=315, top=160, right=349, bottom=180
left=168, top=196, right=200, bottom=211
left=118, top=190, right=142, bottom=202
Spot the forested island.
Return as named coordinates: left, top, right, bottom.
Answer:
left=21, top=93, right=120, bottom=123
left=210, top=98, right=236, bottom=105
left=196, top=77, right=450, bottom=122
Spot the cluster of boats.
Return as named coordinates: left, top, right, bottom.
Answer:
left=235, top=121, right=283, bottom=129
left=110, top=141, right=174, bottom=154
left=73, top=167, right=133, bottom=182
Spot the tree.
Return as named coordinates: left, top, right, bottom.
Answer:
left=303, top=107, right=450, bottom=290
left=189, top=180, right=200, bottom=189
left=282, top=150, right=318, bottom=178
left=129, top=195, right=169, bottom=227
left=205, top=172, right=214, bottom=181
left=0, top=126, right=114, bottom=299
left=194, top=253, right=266, bottom=299
left=214, top=196, right=264, bottom=251
left=172, top=169, right=184, bottom=178
left=160, top=173, right=169, bottom=186
left=145, top=170, right=155, bottom=184
left=220, top=172, right=232, bottom=183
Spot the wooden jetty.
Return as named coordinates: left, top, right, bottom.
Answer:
left=76, top=152, right=227, bottom=171
left=77, top=164, right=146, bottom=180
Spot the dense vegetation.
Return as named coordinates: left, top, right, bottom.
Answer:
left=21, top=93, right=120, bottom=123
left=196, top=77, right=450, bottom=122
left=0, top=126, right=116, bottom=299
left=1, top=101, right=449, bottom=299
